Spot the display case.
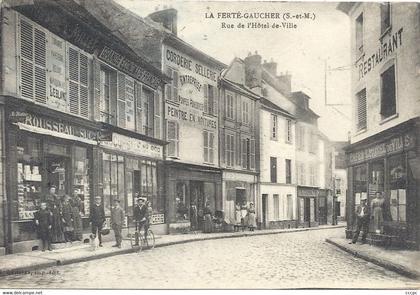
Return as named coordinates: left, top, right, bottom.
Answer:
left=73, top=146, right=90, bottom=216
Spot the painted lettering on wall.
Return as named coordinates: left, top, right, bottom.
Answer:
left=358, top=28, right=403, bottom=80
left=166, top=104, right=217, bottom=129
left=179, top=75, right=202, bottom=92
left=47, top=35, right=67, bottom=111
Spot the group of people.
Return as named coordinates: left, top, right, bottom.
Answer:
left=34, top=186, right=84, bottom=251
left=350, top=191, right=386, bottom=244
left=34, top=186, right=152, bottom=252
left=234, top=202, right=256, bottom=231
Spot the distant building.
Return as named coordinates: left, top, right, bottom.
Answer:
left=337, top=2, right=420, bottom=249
left=333, top=141, right=348, bottom=222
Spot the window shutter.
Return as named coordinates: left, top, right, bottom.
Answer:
left=203, top=84, right=209, bottom=113
left=34, top=28, right=46, bottom=104
left=173, top=70, right=179, bottom=102
left=167, top=121, right=175, bottom=156
left=164, top=67, right=172, bottom=101
left=68, top=45, right=90, bottom=118
left=236, top=133, right=241, bottom=166
left=241, top=138, right=247, bottom=169
left=154, top=90, right=161, bottom=139
left=117, top=72, right=126, bottom=128
left=68, top=47, right=79, bottom=116
left=125, top=77, right=135, bottom=131
left=93, top=58, right=102, bottom=121
left=209, top=132, right=214, bottom=163
left=357, top=89, right=367, bottom=130
left=79, top=53, right=89, bottom=118
left=135, top=82, right=142, bottom=132
left=250, top=138, right=255, bottom=170
left=20, top=18, right=35, bottom=100
left=203, top=130, right=209, bottom=163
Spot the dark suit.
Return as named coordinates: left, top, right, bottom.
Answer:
left=352, top=202, right=370, bottom=243
left=34, top=208, right=52, bottom=250
left=111, top=206, right=125, bottom=246
left=90, top=203, right=105, bottom=244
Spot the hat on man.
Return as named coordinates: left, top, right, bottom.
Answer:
left=95, top=196, right=101, bottom=200
left=137, top=197, right=147, bottom=202
left=360, top=195, right=368, bottom=201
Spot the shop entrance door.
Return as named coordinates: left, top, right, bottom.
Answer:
left=304, top=198, right=311, bottom=225
left=45, top=155, right=70, bottom=196
left=190, top=181, right=204, bottom=230
left=262, top=194, right=268, bottom=229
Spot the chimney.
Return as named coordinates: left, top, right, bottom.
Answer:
left=277, top=72, right=292, bottom=95
left=262, top=58, right=277, bottom=76
left=244, top=51, right=262, bottom=90
left=148, top=8, right=178, bottom=35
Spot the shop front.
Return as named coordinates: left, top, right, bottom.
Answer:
left=98, top=130, right=166, bottom=235
left=346, top=120, right=419, bottom=249
left=297, top=186, right=319, bottom=228
left=165, top=162, right=222, bottom=234
left=4, top=103, right=101, bottom=254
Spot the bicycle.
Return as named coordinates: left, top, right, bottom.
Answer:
left=128, top=222, right=155, bottom=252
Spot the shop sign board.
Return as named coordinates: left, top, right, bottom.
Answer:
left=348, top=132, right=416, bottom=165
left=100, top=133, right=163, bottom=159
left=297, top=187, right=319, bottom=198
left=151, top=214, right=165, bottom=225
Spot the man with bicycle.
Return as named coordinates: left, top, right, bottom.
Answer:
left=133, top=196, right=149, bottom=245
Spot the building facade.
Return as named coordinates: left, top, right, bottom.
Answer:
left=219, top=58, right=259, bottom=225
left=338, top=2, right=420, bottom=249
left=333, top=141, right=349, bottom=221
left=0, top=0, right=168, bottom=254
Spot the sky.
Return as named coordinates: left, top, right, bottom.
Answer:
left=116, top=0, right=352, bottom=142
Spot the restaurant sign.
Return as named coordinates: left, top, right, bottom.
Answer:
left=348, top=132, right=415, bottom=165
left=99, top=47, right=161, bottom=89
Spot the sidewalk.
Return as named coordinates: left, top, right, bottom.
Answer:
left=326, top=237, right=420, bottom=280
left=0, top=224, right=345, bottom=277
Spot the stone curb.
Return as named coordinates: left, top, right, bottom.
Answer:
left=325, top=238, right=420, bottom=280
left=0, top=225, right=345, bottom=277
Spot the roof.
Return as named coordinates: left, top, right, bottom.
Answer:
left=336, top=2, right=356, bottom=15
left=260, top=98, right=295, bottom=119
left=261, top=68, right=290, bottom=98
left=221, top=79, right=261, bottom=100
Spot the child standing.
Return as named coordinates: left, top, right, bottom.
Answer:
left=34, top=202, right=52, bottom=251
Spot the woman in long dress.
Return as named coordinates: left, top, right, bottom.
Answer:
left=247, top=202, right=256, bottom=231
left=203, top=202, right=213, bottom=233
left=371, top=192, right=385, bottom=234
left=61, top=195, right=74, bottom=242
left=234, top=203, right=242, bottom=231
left=71, top=193, right=83, bottom=241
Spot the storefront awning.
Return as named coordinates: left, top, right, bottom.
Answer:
left=15, top=123, right=98, bottom=145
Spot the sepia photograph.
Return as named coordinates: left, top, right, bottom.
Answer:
left=0, top=0, right=419, bottom=292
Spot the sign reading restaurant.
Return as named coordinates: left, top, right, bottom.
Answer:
left=348, top=132, right=415, bottom=165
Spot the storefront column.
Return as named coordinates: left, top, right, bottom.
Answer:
left=0, top=105, right=6, bottom=254
left=92, top=146, right=102, bottom=201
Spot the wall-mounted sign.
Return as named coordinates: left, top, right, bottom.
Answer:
left=297, top=187, right=319, bottom=198
left=166, top=104, right=217, bottom=129
left=358, top=27, right=403, bottom=80
left=99, top=47, right=161, bottom=89
left=348, top=132, right=415, bottom=165
left=100, top=133, right=163, bottom=159
left=47, top=34, right=67, bottom=111
left=151, top=213, right=165, bottom=225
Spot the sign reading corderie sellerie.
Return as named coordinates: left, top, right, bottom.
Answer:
left=348, top=132, right=415, bottom=165
left=100, top=133, right=163, bottom=159
left=99, top=47, right=161, bottom=89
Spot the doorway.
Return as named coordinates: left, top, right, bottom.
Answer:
left=262, top=194, right=268, bottom=229
left=190, top=181, right=204, bottom=229
left=45, top=155, right=70, bottom=196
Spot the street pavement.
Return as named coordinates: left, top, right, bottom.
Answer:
left=0, top=228, right=418, bottom=289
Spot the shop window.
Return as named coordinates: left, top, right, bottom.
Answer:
left=356, top=89, right=367, bottom=131
left=369, top=160, right=384, bottom=202
left=271, top=114, right=278, bottom=140
left=203, top=130, right=215, bottom=164
left=165, top=67, right=179, bottom=102
left=380, top=65, right=396, bottom=119
left=16, top=134, right=42, bottom=220
left=270, top=157, right=277, bottom=183
left=356, top=13, right=364, bottom=55
left=102, top=153, right=125, bottom=215
left=204, top=84, right=217, bottom=116
left=388, top=155, right=406, bottom=222
left=380, top=3, right=391, bottom=35
left=167, top=121, right=179, bottom=158
left=176, top=182, right=189, bottom=222
left=354, top=164, right=367, bottom=206
left=225, top=133, right=235, bottom=167
left=286, top=119, right=292, bottom=143
left=73, top=146, right=90, bottom=216
left=225, top=92, right=234, bottom=119
left=285, top=159, right=292, bottom=184
left=273, top=194, right=280, bottom=220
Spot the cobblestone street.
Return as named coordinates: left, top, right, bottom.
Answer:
left=0, top=228, right=418, bottom=289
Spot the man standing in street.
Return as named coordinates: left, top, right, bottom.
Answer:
left=350, top=195, right=370, bottom=244
left=111, top=198, right=125, bottom=248
left=90, top=196, right=105, bottom=247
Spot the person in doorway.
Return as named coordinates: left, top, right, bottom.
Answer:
left=45, top=185, right=65, bottom=243
left=240, top=201, right=248, bottom=231
left=350, top=196, right=370, bottom=244
left=234, top=203, right=242, bottom=232
left=90, top=196, right=105, bottom=247
left=34, top=202, right=52, bottom=251
left=203, top=202, right=213, bottom=233
left=371, top=192, right=385, bottom=234
left=71, top=191, right=83, bottom=241
left=190, top=201, right=198, bottom=231
left=111, top=198, right=125, bottom=248
left=247, top=202, right=256, bottom=231
left=61, top=194, right=74, bottom=243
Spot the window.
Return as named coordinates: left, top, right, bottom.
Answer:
left=225, top=92, right=234, bottom=119
left=242, top=99, right=250, bottom=124
left=117, top=74, right=136, bottom=131
left=380, top=3, right=391, bottom=34
left=299, top=162, right=306, bottom=185
left=273, top=194, right=280, bottom=220
left=354, top=164, right=367, bottom=206
left=388, top=155, right=406, bottom=222
left=100, top=68, right=112, bottom=123
left=142, top=87, right=155, bottom=136
left=204, top=84, right=217, bottom=115
left=309, top=164, right=315, bottom=186
left=167, top=121, right=179, bottom=158
left=380, top=65, right=396, bottom=119
left=335, top=178, right=342, bottom=195
left=271, top=114, right=278, bottom=140
left=68, top=46, right=90, bottom=119
left=270, top=157, right=277, bottom=183
left=286, top=119, right=292, bottom=143
left=356, top=13, right=364, bottom=54
left=165, top=67, right=178, bottom=102
left=102, top=153, right=125, bottom=216
left=356, top=89, right=367, bottom=130
left=285, top=159, right=292, bottom=184
left=203, top=130, right=215, bottom=164
left=225, top=134, right=235, bottom=167
left=287, top=194, right=293, bottom=219
left=250, top=138, right=255, bottom=170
